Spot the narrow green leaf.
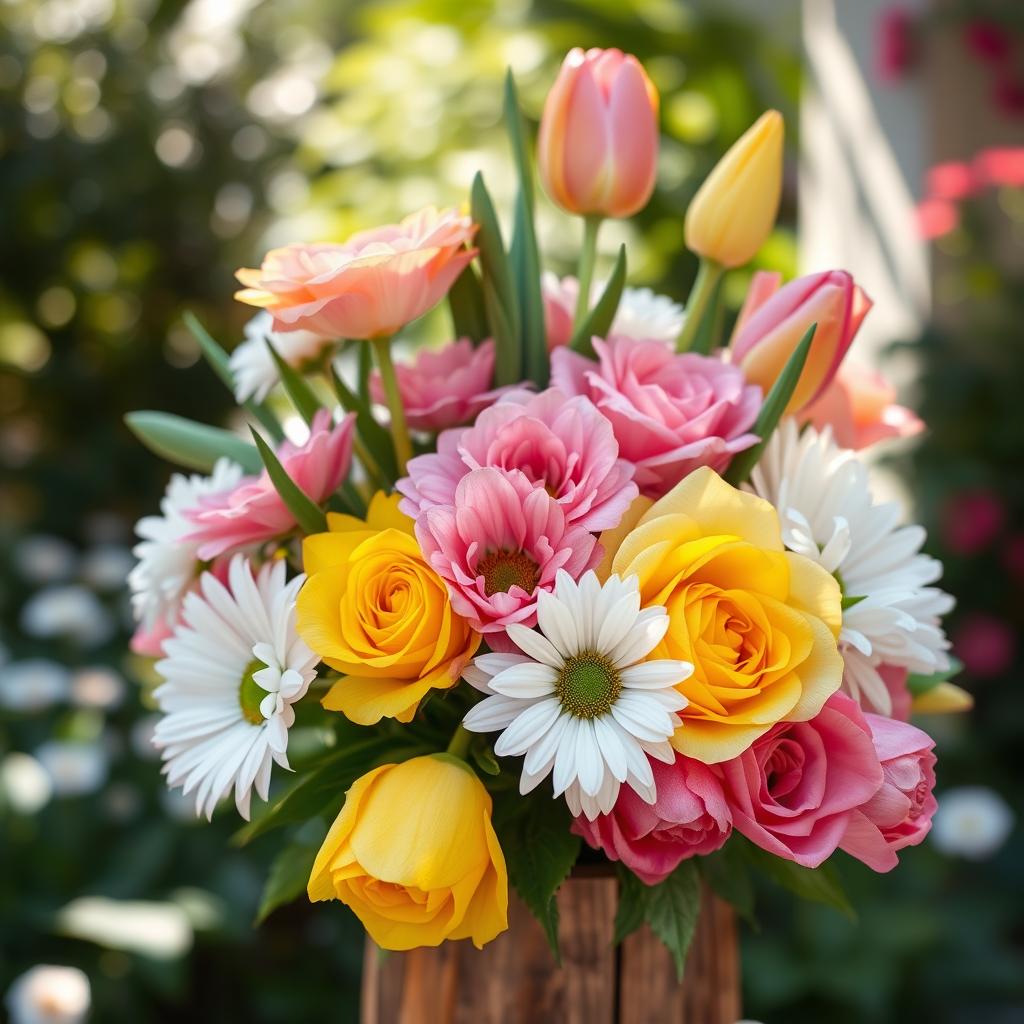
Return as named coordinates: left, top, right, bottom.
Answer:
left=357, top=343, right=372, bottom=406
left=907, top=656, right=964, bottom=696
left=328, top=365, right=398, bottom=482
left=613, top=865, right=651, bottom=945
left=645, top=860, right=702, bottom=980
left=447, top=263, right=489, bottom=344
left=723, top=322, right=817, bottom=487
left=125, top=411, right=262, bottom=475
left=249, top=428, right=327, bottom=535
left=841, top=593, right=867, bottom=611
left=264, top=338, right=322, bottom=425
left=256, top=838, right=321, bottom=924
left=688, top=272, right=726, bottom=356
left=569, top=245, right=626, bottom=358
left=743, top=840, right=855, bottom=918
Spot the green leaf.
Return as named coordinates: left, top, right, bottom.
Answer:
left=256, top=837, right=321, bottom=924
left=126, top=411, right=263, bottom=475
left=469, top=738, right=501, bottom=777
left=447, top=263, right=489, bottom=344
left=907, top=656, right=964, bottom=696
left=723, top=322, right=817, bottom=487
left=612, top=864, right=650, bottom=945
left=688, top=272, right=726, bottom=356
left=644, top=860, right=702, bottom=980
left=249, top=428, right=327, bottom=535
left=264, top=338, right=322, bottom=425
left=183, top=311, right=283, bottom=440
left=841, top=593, right=867, bottom=611
left=699, top=842, right=757, bottom=926
left=569, top=245, right=626, bottom=357
left=328, top=365, right=398, bottom=482
left=743, top=840, right=855, bottom=918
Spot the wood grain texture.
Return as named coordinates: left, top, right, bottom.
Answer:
left=361, top=875, right=740, bottom=1024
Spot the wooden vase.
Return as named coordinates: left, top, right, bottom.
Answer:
left=360, top=869, right=741, bottom=1024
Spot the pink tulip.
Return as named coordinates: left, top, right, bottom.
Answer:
left=234, top=207, right=476, bottom=340
left=731, top=270, right=873, bottom=414
left=538, top=48, right=659, bottom=219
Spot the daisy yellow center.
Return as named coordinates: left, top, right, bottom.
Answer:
left=556, top=652, right=621, bottom=720
left=477, top=549, right=539, bottom=596
left=238, top=658, right=270, bottom=725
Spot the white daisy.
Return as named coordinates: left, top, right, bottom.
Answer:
left=152, top=555, right=317, bottom=820
left=230, top=310, right=333, bottom=404
left=748, top=420, right=954, bottom=715
left=462, top=570, right=691, bottom=821
left=129, top=458, right=243, bottom=634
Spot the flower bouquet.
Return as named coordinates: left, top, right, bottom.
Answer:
left=127, top=47, right=966, bottom=979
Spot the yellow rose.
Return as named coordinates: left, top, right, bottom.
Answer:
left=308, top=755, right=509, bottom=950
left=604, top=467, right=843, bottom=763
left=297, top=493, right=479, bottom=725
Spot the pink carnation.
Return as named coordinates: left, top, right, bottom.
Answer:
left=715, top=693, right=884, bottom=869
left=840, top=714, right=937, bottom=872
left=186, top=410, right=355, bottom=560
left=551, top=337, right=761, bottom=497
left=415, top=467, right=600, bottom=637
left=399, top=388, right=638, bottom=532
left=572, top=754, right=732, bottom=885
left=368, top=338, right=509, bottom=433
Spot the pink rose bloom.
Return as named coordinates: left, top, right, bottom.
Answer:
left=186, top=410, right=355, bottom=560
left=715, top=693, right=884, bottom=869
left=399, top=388, right=638, bottom=532
left=234, top=207, right=476, bottom=339
left=572, top=755, right=732, bottom=885
left=840, top=714, right=937, bottom=872
left=415, top=467, right=600, bottom=637
left=368, top=338, right=507, bottom=433
left=801, top=362, right=923, bottom=450
left=551, top=337, right=760, bottom=497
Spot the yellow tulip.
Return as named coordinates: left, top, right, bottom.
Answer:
left=308, top=755, right=509, bottom=951
left=684, top=110, right=784, bottom=268
left=912, top=680, right=973, bottom=715
left=603, top=467, right=843, bottom=763
left=296, top=493, right=479, bottom=725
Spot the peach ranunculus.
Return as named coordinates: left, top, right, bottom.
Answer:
left=308, top=754, right=508, bottom=950
left=538, top=48, right=659, bottom=219
left=296, top=493, right=479, bottom=725
left=602, top=467, right=844, bottom=764
left=234, top=207, right=476, bottom=340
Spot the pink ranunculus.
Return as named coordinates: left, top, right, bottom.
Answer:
left=714, top=693, right=884, bottom=869
left=186, top=410, right=355, bottom=560
left=801, top=361, right=923, bottom=450
left=731, top=269, right=873, bottom=415
left=399, top=388, right=638, bottom=532
left=415, top=466, right=600, bottom=637
left=572, top=754, right=732, bottom=885
left=368, top=338, right=508, bottom=433
left=551, top=337, right=761, bottom=497
left=234, top=207, right=476, bottom=340
left=840, top=714, right=937, bottom=872
left=941, top=488, right=1006, bottom=555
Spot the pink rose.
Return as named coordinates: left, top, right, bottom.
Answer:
left=572, top=755, right=732, bottom=884
left=551, top=337, right=760, bottom=497
left=840, top=714, right=937, bottom=872
left=715, top=693, right=884, bottom=868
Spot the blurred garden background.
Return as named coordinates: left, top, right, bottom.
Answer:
left=0, top=0, right=1022, bottom=1021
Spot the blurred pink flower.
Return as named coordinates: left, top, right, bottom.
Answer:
left=368, top=338, right=507, bottom=432
left=801, top=362, right=923, bottom=450
left=841, top=713, right=937, bottom=872
left=1003, top=534, right=1024, bottom=584
left=399, top=388, right=637, bottom=532
left=941, top=489, right=1005, bottom=555
left=916, top=197, right=959, bottom=240
left=187, top=410, right=355, bottom=559
left=572, top=754, right=732, bottom=885
left=415, top=467, right=600, bottom=637
left=234, top=207, right=476, bottom=339
left=953, top=613, right=1016, bottom=678
left=551, top=338, right=760, bottom=497
left=131, top=617, right=174, bottom=658
left=876, top=7, right=916, bottom=83
left=963, top=20, right=1012, bottom=64
left=714, top=693, right=883, bottom=869
left=993, top=73, right=1024, bottom=118
left=926, top=161, right=979, bottom=200
left=974, top=147, right=1024, bottom=187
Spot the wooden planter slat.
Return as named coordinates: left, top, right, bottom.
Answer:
left=361, top=877, right=740, bottom=1024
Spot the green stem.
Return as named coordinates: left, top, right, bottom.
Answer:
left=676, top=258, right=725, bottom=353
left=446, top=724, right=473, bottom=761
left=351, top=433, right=389, bottom=494
left=573, top=216, right=603, bottom=333
left=370, top=335, right=413, bottom=475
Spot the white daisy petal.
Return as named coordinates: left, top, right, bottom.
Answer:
left=488, top=662, right=558, bottom=698
left=620, top=660, right=693, bottom=689
left=493, top=698, right=562, bottom=758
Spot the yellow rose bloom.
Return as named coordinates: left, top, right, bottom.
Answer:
left=297, top=493, right=479, bottom=725
left=604, top=467, right=843, bottom=763
left=308, top=755, right=509, bottom=950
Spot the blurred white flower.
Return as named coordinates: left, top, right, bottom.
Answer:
left=931, top=786, right=1015, bottom=860
left=0, top=659, right=71, bottom=712
left=35, top=740, right=109, bottom=797
left=57, top=897, right=192, bottom=959
left=230, top=310, right=332, bottom=404
left=103, top=782, right=142, bottom=822
left=0, top=753, right=53, bottom=814
left=130, top=714, right=162, bottom=761
left=13, top=535, right=78, bottom=585
left=5, top=965, right=90, bottom=1024
left=70, top=666, right=126, bottom=711
left=79, top=544, right=134, bottom=591
left=20, top=586, right=116, bottom=647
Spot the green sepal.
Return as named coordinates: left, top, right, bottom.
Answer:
left=125, top=411, right=262, bottom=475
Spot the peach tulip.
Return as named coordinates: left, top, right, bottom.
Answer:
left=538, top=48, right=659, bottom=219
left=234, top=206, right=476, bottom=340
left=731, top=269, right=873, bottom=414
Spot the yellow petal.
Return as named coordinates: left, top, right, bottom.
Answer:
left=912, top=680, right=973, bottom=715
left=784, top=552, right=843, bottom=637
left=782, top=611, right=844, bottom=722
left=321, top=671, right=453, bottom=726
left=596, top=494, right=653, bottom=580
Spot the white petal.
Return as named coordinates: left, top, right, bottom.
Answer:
left=619, top=660, right=693, bottom=690
left=506, top=623, right=564, bottom=668
left=494, top=698, right=562, bottom=757
left=488, top=662, right=558, bottom=699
